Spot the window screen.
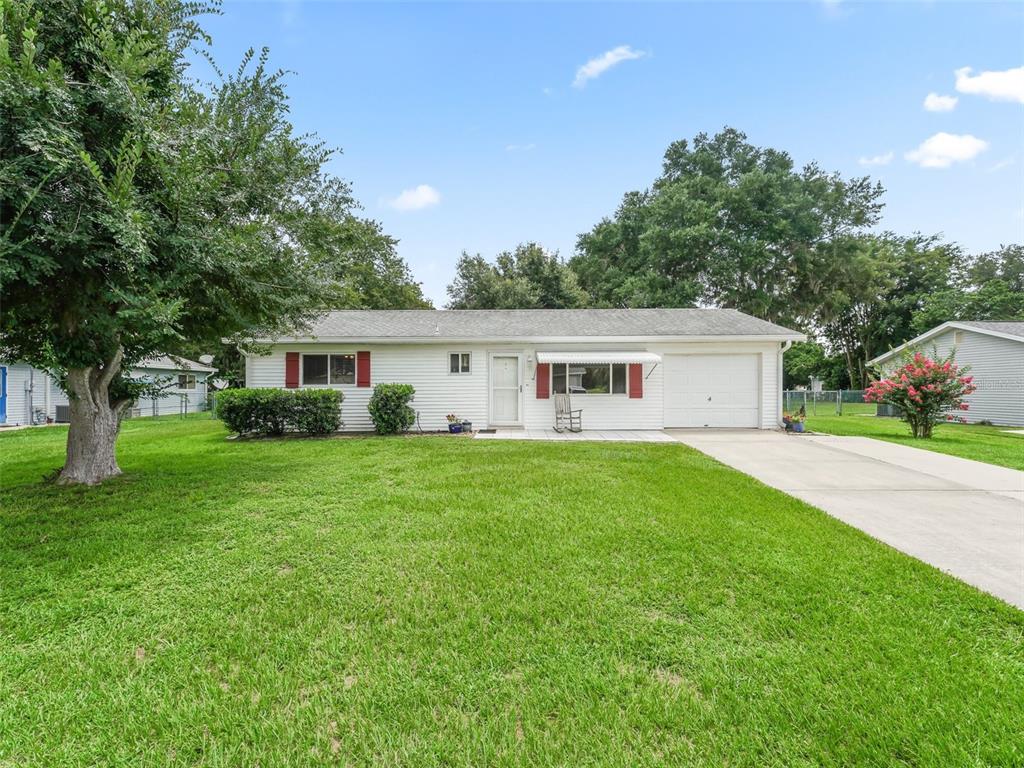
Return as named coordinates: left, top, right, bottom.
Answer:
left=302, top=355, right=328, bottom=385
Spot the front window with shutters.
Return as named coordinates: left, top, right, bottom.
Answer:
left=550, top=363, right=626, bottom=395
left=449, top=352, right=471, bottom=374
left=301, top=353, right=355, bottom=385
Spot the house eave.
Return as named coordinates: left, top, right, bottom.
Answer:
left=247, top=333, right=807, bottom=347
left=868, top=321, right=1024, bottom=367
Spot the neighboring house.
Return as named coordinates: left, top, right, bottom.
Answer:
left=868, top=321, right=1024, bottom=427
left=244, top=309, right=805, bottom=431
left=0, top=355, right=216, bottom=426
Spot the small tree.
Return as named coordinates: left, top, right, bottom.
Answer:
left=864, top=352, right=976, bottom=438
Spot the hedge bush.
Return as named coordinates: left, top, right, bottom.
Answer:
left=367, top=383, right=416, bottom=434
left=215, top=388, right=343, bottom=436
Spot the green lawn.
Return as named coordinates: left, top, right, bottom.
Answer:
left=805, top=413, right=1024, bottom=471
left=2, top=418, right=1022, bottom=766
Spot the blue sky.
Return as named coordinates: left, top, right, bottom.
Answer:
left=191, top=1, right=1024, bottom=306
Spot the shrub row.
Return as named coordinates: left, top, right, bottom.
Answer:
left=215, top=388, right=343, bottom=436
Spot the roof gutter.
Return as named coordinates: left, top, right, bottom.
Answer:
left=248, top=333, right=807, bottom=345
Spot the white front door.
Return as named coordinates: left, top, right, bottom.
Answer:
left=489, top=354, right=522, bottom=425
left=663, top=354, right=760, bottom=428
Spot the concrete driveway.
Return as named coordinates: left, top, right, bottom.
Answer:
left=668, top=430, right=1024, bottom=609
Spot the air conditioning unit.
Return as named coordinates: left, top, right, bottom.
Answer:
left=55, top=404, right=71, bottom=423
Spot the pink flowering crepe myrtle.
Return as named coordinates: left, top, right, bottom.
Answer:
left=864, top=351, right=976, bottom=438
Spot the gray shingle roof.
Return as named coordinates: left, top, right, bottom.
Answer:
left=957, top=321, right=1024, bottom=341
left=282, top=309, right=804, bottom=340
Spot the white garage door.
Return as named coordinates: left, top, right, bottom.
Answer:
left=663, top=354, right=760, bottom=428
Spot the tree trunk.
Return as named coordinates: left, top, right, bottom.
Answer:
left=57, top=357, right=129, bottom=486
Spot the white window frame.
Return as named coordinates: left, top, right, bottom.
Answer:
left=448, top=351, right=472, bottom=375
left=300, top=352, right=356, bottom=387
left=550, top=362, right=628, bottom=396
left=177, top=373, right=197, bottom=391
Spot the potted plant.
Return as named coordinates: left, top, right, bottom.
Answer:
left=446, top=414, right=463, bottom=433
left=782, top=411, right=806, bottom=433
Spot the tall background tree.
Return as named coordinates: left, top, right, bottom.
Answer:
left=572, top=128, right=885, bottom=326
left=0, top=0, right=425, bottom=484
left=813, top=234, right=963, bottom=387
left=446, top=242, right=586, bottom=309
left=912, top=244, right=1024, bottom=333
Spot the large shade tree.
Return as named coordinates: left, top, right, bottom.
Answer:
left=571, top=128, right=885, bottom=325
left=814, top=234, right=963, bottom=387
left=0, top=0, right=425, bottom=483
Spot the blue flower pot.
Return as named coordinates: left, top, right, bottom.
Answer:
left=449, top=423, right=463, bottom=434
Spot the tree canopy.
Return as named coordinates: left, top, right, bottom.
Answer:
left=812, top=234, right=963, bottom=387
left=446, top=242, right=586, bottom=309
left=0, top=0, right=425, bottom=482
left=571, top=128, right=885, bottom=325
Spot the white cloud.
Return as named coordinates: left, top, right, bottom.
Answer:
left=505, top=143, right=536, bottom=152
left=858, top=151, right=894, bottom=167
left=542, top=87, right=554, bottom=96
left=820, top=0, right=850, bottom=19
left=387, top=184, right=441, bottom=211
left=572, top=45, right=646, bottom=88
left=954, top=66, right=1024, bottom=104
left=905, top=133, right=988, bottom=169
left=988, top=155, right=1017, bottom=172
left=923, top=92, right=958, bottom=112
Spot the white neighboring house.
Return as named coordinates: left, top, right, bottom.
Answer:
left=868, top=321, right=1024, bottom=427
left=244, top=309, right=805, bottom=431
left=0, top=355, right=216, bottom=427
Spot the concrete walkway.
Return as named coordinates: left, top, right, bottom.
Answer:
left=475, top=428, right=676, bottom=443
left=668, top=430, right=1024, bottom=609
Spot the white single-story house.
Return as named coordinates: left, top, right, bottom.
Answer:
left=868, top=320, right=1024, bottom=427
left=0, top=355, right=216, bottom=426
left=244, top=309, right=805, bottom=431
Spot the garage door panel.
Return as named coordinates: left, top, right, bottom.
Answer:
left=664, top=354, right=760, bottom=428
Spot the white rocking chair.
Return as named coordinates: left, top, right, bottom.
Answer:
left=553, top=393, right=582, bottom=433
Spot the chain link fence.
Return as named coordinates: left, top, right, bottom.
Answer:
left=783, top=390, right=875, bottom=416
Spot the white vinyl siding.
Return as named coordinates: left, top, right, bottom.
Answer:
left=3, top=364, right=34, bottom=425
left=246, top=340, right=785, bottom=431
left=920, top=329, right=1024, bottom=427
left=245, top=344, right=490, bottom=432
left=131, top=366, right=211, bottom=417
left=0, top=362, right=210, bottom=423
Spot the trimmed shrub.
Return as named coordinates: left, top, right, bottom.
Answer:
left=291, top=389, right=344, bottom=434
left=367, top=383, right=416, bottom=434
left=215, top=388, right=343, bottom=436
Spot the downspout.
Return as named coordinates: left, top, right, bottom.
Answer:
left=44, top=371, right=52, bottom=423
left=26, top=368, right=33, bottom=425
left=777, top=340, right=793, bottom=428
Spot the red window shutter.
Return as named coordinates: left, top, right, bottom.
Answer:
left=536, top=363, right=550, bottom=399
left=356, top=351, right=371, bottom=387
left=285, top=352, right=300, bottom=388
left=628, top=363, right=643, bottom=399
